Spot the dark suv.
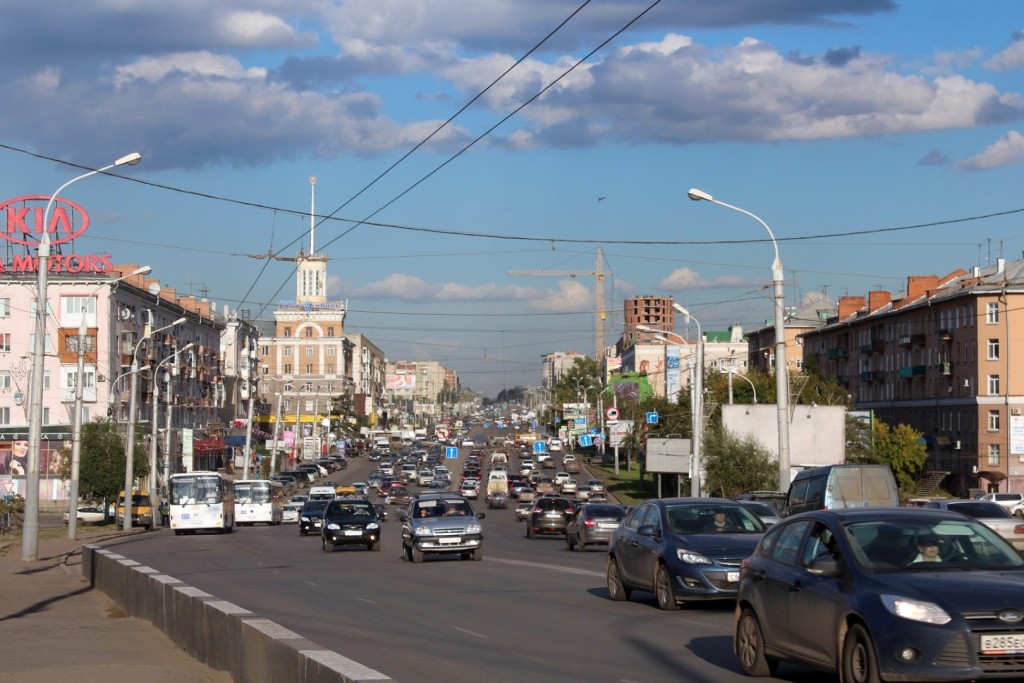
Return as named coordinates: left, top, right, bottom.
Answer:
left=526, top=496, right=573, bottom=538
left=299, top=500, right=329, bottom=536
left=401, top=493, right=485, bottom=562
left=320, top=498, right=381, bottom=552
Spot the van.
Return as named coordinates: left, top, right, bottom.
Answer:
left=116, top=490, right=154, bottom=530
left=781, top=464, right=899, bottom=517
left=308, top=485, right=337, bottom=501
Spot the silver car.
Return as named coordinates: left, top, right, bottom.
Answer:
left=924, top=499, right=1024, bottom=550
left=566, top=503, right=626, bottom=551
left=401, top=493, right=485, bottom=562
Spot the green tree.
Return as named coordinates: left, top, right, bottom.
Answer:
left=57, top=420, right=146, bottom=504
left=700, top=426, right=779, bottom=497
left=870, top=421, right=927, bottom=492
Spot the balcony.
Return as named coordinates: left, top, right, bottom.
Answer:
left=938, top=329, right=952, bottom=341
left=838, top=375, right=851, bottom=387
left=827, top=347, right=849, bottom=360
left=937, top=361, right=953, bottom=376
left=898, top=335, right=912, bottom=347
left=911, top=333, right=927, bottom=346
left=860, top=371, right=874, bottom=382
left=898, top=365, right=928, bottom=379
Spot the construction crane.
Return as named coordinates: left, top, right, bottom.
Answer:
left=509, top=247, right=609, bottom=359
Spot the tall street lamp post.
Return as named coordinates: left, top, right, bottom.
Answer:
left=24, top=151, right=142, bottom=561
left=68, top=265, right=151, bottom=540
left=687, top=188, right=791, bottom=491
left=123, top=316, right=186, bottom=531
left=150, top=342, right=193, bottom=501
left=673, top=305, right=705, bottom=497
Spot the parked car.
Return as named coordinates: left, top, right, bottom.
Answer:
left=607, top=498, right=765, bottom=610
left=526, top=496, right=574, bottom=538
left=299, top=500, right=330, bottom=536
left=734, top=507, right=1024, bottom=682
left=923, top=499, right=1024, bottom=550
left=63, top=505, right=107, bottom=524
left=566, top=503, right=626, bottom=552
left=401, top=493, right=485, bottom=562
left=320, top=498, right=381, bottom=552
left=980, top=492, right=1024, bottom=517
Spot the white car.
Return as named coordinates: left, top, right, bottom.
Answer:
left=520, top=460, right=536, bottom=476
left=554, top=472, right=572, bottom=486
left=282, top=503, right=301, bottom=524
left=63, top=505, right=107, bottom=524
left=462, top=440, right=475, bottom=448
left=460, top=479, right=480, bottom=499
left=560, top=479, right=578, bottom=494
left=418, top=470, right=435, bottom=486
left=548, top=439, right=563, bottom=452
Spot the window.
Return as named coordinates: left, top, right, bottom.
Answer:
left=0, top=333, right=10, bottom=352
left=306, top=347, right=313, bottom=357
left=0, top=298, right=9, bottom=317
left=260, top=345, right=270, bottom=356
left=987, top=302, right=999, bottom=324
left=60, top=295, right=96, bottom=324
left=989, top=410, right=1000, bottom=432
left=305, top=364, right=314, bottom=374
left=988, top=339, right=1000, bottom=360
left=283, top=347, right=292, bottom=357
left=0, top=407, right=9, bottom=425
left=305, top=328, right=312, bottom=338
left=64, top=332, right=96, bottom=354
left=326, top=347, right=335, bottom=357
left=283, top=327, right=292, bottom=337
left=327, top=327, right=335, bottom=337
left=988, top=444, right=1000, bottom=467
left=0, top=371, right=9, bottom=389
left=262, top=365, right=269, bottom=375
left=29, top=333, right=54, bottom=354
left=325, top=364, right=335, bottom=374
left=283, top=363, right=292, bottom=374
left=988, top=375, right=1001, bottom=395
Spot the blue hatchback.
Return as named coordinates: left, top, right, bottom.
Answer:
left=607, top=497, right=765, bottom=610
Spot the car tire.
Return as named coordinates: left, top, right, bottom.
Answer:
left=526, top=524, right=534, bottom=539
left=566, top=534, right=575, bottom=551
left=322, top=538, right=334, bottom=553
left=575, top=535, right=586, bottom=552
left=736, top=608, right=778, bottom=677
left=412, top=547, right=424, bottom=563
left=301, top=529, right=307, bottom=536
left=607, top=557, right=631, bottom=601
left=404, top=544, right=413, bottom=562
left=369, top=540, right=380, bottom=551
left=842, top=624, right=880, bottom=683
left=174, top=530, right=183, bottom=536
left=655, top=564, right=680, bottom=611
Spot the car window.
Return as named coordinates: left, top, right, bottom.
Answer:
left=801, top=522, right=841, bottom=567
left=622, top=504, right=648, bottom=531
left=764, top=520, right=811, bottom=565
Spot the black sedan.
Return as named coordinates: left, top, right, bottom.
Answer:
left=320, top=498, right=381, bottom=552
left=607, top=498, right=765, bottom=610
left=298, top=500, right=329, bottom=536
left=734, top=507, right=1024, bottom=682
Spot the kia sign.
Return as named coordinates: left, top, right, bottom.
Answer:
left=0, top=195, right=114, bottom=273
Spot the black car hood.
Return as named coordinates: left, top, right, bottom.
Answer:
left=868, top=569, right=1024, bottom=610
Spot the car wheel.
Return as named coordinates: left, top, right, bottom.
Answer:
left=526, top=525, right=534, bottom=539
left=566, top=534, right=575, bottom=551
left=369, top=540, right=380, bottom=551
left=607, top=557, right=631, bottom=601
left=174, top=530, right=183, bottom=536
left=575, top=535, right=586, bottom=552
left=472, top=548, right=483, bottom=561
left=736, top=608, right=778, bottom=677
left=655, top=564, right=680, bottom=611
left=322, top=538, right=333, bottom=553
left=404, top=544, right=413, bottom=562
left=412, top=547, right=424, bottom=563
left=842, top=624, right=880, bottom=683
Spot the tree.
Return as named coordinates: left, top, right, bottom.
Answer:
left=700, top=426, right=779, bottom=497
left=57, top=420, right=146, bottom=504
left=870, top=421, right=928, bottom=492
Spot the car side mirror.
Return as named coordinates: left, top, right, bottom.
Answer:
left=807, top=555, right=841, bottom=577
left=476, top=512, right=486, bottom=520
left=399, top=514, right=409, bottom=523
left=637, top=524, right=656, bottom=537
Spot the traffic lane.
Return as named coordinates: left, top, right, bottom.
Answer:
left=103, top=513, right=828, bottom=683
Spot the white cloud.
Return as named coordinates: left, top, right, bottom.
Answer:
left=985, top=34, right=1024, bottom=71
left=114, top=52, right=267, bottom=86
left=524, top=279, right=592, bottom=312
left=955, top=130, right=1024, bottom=171
left=658, top=268, right=762, bottom=290
left=353, top=273, right=545, bottom=302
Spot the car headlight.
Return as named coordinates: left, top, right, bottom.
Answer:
left=677, top=549, right=713, bottom=564
left=326, top=523, right=340, bottom=530
left=366, top=522, right=380, bottom=530
left=414, top=524, right=435, bottom=536
left=466, top=523, right=482, bottom=534
left=301, top=516, right=310, bottom=522
left=881, top=594, right=951, bottom=625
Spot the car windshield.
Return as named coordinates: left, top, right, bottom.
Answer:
left=415, top=499, right=473, bottom=517
left=844, top=519, right=1024, bottom=571
left=327, top=501, right=373, bottom=517
left=664, top=504, right=765, bottom=535
left=303, top=501, right=328, bottom=514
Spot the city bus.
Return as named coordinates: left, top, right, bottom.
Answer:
left=234, top=479, right=285, bottom=526
left=168, top=471, right=235, bottom=535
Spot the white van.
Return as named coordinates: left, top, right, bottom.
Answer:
left=307, top=485, right=337, bottom=502
left=782, top=464, right=899, bottom=517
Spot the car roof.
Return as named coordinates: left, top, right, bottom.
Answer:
left=787, top=507, right=967, bottom=524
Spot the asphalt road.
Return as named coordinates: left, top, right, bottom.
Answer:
left=98, top=438, right=831, bottom=683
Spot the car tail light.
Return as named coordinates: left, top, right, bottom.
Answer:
left=584, top=518, right=595, bottom=528
left=1015, top=524, right=1024, bottom=535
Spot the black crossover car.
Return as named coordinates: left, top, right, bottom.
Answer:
left=735, top=507, right=1024, bottom=682
left=320, top=498, right=381, bottom=552
left=298, top=500, right=329, bottom=536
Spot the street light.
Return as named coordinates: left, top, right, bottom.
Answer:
left=150, top=341, right=193, bottom=501
left=687, top=187, right=791, bottom=491
left=728, top=368, right=758, bottom=405
left=123, top=316, right=186, bottom=531
left=68, top=265, right=151, bottom=540
left=24, top=151, right=142, bottom=561
left=647, top=328, right=702, bottom=497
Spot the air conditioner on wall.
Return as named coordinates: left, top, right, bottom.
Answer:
left=954, top=440, right=962, bottom=450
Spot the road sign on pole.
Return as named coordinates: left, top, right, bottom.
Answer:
left=646, top=411, right=659, bottom=425
left=606, top=407, right=619, bottom=421
left=445, top=446, right=458, bottom=459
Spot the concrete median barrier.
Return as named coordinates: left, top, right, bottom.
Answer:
left=83, top=545, right=392, bottom=683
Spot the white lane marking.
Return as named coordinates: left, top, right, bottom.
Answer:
left=488, top=556, right=604, bottom=577
left=354, top=596, right=378, bottom=604
left=452, top=626, right=488, bottom=639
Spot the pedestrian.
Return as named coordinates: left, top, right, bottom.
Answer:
left=161, top=500, right=170, bottom=528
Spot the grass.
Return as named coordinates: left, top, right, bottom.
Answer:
left=587, top=460, right=658, bottom=506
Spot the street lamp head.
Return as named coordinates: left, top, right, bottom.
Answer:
left=687, top=187, right=713, bottom=202
left=115, top=152, right=143, bottom=167
left=132, top=265, right=152, bottom=276
left=172, top=316, right=187, bottom=326
left=672, top=302, right=689, bottom=316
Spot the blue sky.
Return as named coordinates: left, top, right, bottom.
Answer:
left=3, top=1, right=1024, bottom=398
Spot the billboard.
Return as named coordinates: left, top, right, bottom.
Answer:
left=386, top=374, right=416, bottom=390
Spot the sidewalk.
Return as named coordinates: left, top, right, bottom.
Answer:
left=0, top=522, right=232, bottom=683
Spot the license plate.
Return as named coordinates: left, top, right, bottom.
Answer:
left=727, top=571, right=740, bottom=583
left=439, top=537, right=461, bottom=545
left=981, top=633, right=1024, bottom=654
left=181, top=513, right=190, bottom=519
left=344, top=530, right=362, bottom=536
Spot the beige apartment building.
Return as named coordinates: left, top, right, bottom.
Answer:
left=801, top=259, right=1024, bottom=496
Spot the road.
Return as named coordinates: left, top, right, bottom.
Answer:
left=99, top=438, right=829, bottom=683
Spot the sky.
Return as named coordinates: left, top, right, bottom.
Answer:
left=2, top=0, right=1024, bottom=399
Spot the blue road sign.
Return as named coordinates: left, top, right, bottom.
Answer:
left=646, top=411, right=659, bottom=425
left=578, top=434, right=593, bottom=448
left=554, top=416, right=561, bottom=424
left=533, top=441, right=547, bottom=454
left=574, top=417, right=586, bottom=426
left=445, top=447, right=458, bottom=459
